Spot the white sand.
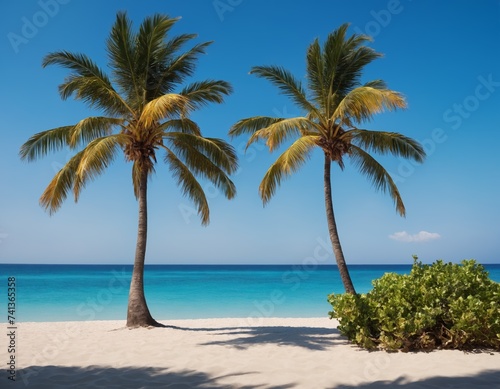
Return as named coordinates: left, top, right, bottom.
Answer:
left=7, top=317, right=500, bottom=388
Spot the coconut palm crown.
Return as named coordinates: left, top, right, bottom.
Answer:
left=230, top=23, right=425, bottom=294
left=20, top=13, right=238, bottom=327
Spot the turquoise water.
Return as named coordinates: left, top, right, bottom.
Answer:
left=1, top=264, right=499, bottom=322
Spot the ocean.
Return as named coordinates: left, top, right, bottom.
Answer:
left=1, top=264, right=499, bottom=323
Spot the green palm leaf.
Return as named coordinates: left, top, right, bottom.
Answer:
left=160, top=118, right=202, bottom=136
left=19, top=125, right=73, bottom=161
left=250, top=117, right=317, bottom=152
left=333, top=86, right=406, bottom=126
left=43, top=51, right=131, bottom=116
left=349, top=145, right=405, bottom=216
left=250, top=65, right=320, bottom=117
left=165, top=132, right=238, bottom=175
left=306, top=38, right=327, bottom=110
left=70, top=117, right=124, bottom=148
left=260, top=136, right=318, bottom=204
left=42, top=51, right=109, bottom=82
left=144, top=33, right=195, bottom=93
left=165, top=149, right=210, bottom=225
left=364, top=80, right=388, bottom=89
left=325, top=26, right=380, bottom=96
left=349, top=129, right=425, bottom=162
left=136, top=14, right=178, bottom=74
left=73, top=134, right=127, bottom=199
left=154, top=41, right=213, bottom=96
left=180, top=80, right=233, bottom=110
left=229, top=116, right=283, bottom=137
left=107, top=12, right=140, bottom=106
left=161, top=33, right=198, bottom=60
left=39, top=151, right=84, bottom=214
left=139, top=94, right=188, bottom=127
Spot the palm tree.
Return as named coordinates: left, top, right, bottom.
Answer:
left=230, top=24, right=425, bottom=294
left=19, top=13, right=238, bottom=327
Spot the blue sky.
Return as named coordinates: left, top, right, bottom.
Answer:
left=1, top=0, right=499, bottom=265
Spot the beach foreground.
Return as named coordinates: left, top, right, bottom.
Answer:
left=12, top=318, right=500, bottom=388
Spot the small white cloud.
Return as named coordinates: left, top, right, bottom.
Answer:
left=389, top=231, right=441, bottom=243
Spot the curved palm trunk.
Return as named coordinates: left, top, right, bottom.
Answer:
left=324, top=153, right=357, bottom=294
left=126, top=166, right=161, bottom=327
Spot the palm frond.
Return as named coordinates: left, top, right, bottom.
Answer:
left=43, top=51, right=131, bottom=116
left=325, top=26, right=381, bottom=97
left=162, top=33, right=198, bottom=59
left=106, top=12, right=140, bottom=105
left=249, top=117, right=316, bottom=152
left=69, top=117, right=124, bottom=148
left=43, top=51, right=109, bottom=80
left=163, top=141, right=236, bottom=201
left=136, top=14, right=179, bottom=97
left=349, top=145, right=405, bottom=216
left=364, top=79, right=388, bottom=89
left=39, top=151, right=84, bottom=214
left=145, top=33, right=198, bottom=94
left=180, top=80, right=232, bottom=110
left=349, top=129, right=426, bottom=162
left=143, top=32, right=197, bottom=93
left=19, top=126, right=73, bottom=161
left=164, top=133, right=238, bottom=175
left=160, top=118, right=202, bottom=135
left=259, top=136, right=318, bottom=204
left=250, top=65, right=319, bottom=116
left=229, top=116, right=283, bottom=137
left=136, top=14, right=178, bottom=63
left=201, top=138, right=239, bottom=175
left=306, top=38, right=327, bottom=110
left=165, top=148, right=210, bottom=225
left=73, top=134, right=127, bottom=200
left=333, top=86, right=406, bottom=126
left=153, top=41, right=213, bottom=96
left=139, top=94, right=188, bottom=128
left=167, top=40, right=212, bottom=77
left=323, top=23, right=351, bottom=77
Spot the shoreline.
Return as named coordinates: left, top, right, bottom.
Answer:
left=9, top=317, right=500, bottom=388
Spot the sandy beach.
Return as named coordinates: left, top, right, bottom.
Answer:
left=6, top=317, right=499, bottom=388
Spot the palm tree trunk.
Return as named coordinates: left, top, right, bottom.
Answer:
left=323, top=153, right=357, bottom=294
left=126, top=166, right=161, bottom=327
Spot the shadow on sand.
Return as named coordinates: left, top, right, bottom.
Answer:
left=21, top=324, right=500, bottom=388
left=17, top=365, right=500, bottom=389
left=18, top=365, right=296, bottom=389
left=331, top=369, right=500, bottom=388
left=163, top=324, right=344, bottom=351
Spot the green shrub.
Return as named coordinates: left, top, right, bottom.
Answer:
left=328, top=259, right=500, bottom=351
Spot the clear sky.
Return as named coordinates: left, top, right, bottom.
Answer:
left=1, top=0, right=499, bottom=265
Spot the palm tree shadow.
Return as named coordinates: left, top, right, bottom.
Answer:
left=166, top=324, right=346, bottom=351
left=18, top=365, right=296, bottom=389
left=331, top=369, right=500, bottom=388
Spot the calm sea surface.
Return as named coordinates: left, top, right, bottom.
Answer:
left=1, top=264, right=499, bottom=322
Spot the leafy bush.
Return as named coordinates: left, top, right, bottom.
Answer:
left=328, top=259, right=500, bottom=351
